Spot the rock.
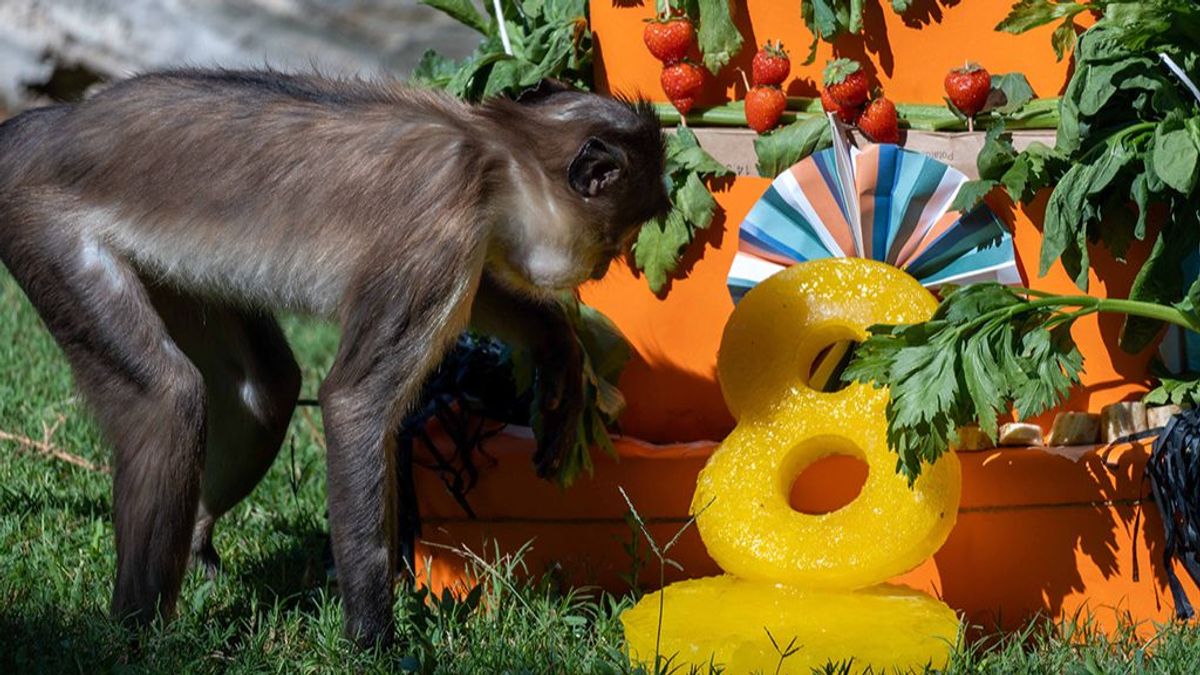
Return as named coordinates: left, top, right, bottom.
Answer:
left=1100, top=402, right=1147, bottom=443
left=997, top=422, right=1043, bottom=447
left=0, top=0, right=481, bottom=110
left=1147, top=405, right=1185, bottom=429
left=1045, top=412, right=1100, bottom=446
left=953, top=425, right=994, bottom=451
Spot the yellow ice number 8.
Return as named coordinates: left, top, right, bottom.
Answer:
left=694, top=257, right=962, bottom=589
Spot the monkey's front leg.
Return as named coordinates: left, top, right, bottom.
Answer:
left=470, top=275, right=585, bottom=479
left=320, top=277, right=476, bottom=649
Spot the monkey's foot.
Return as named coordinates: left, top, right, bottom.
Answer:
left=190, top=540, right=222, bottom=580
left=190, top=519, right=222, bottom=579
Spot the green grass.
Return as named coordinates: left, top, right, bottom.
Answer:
left=3, top=265, right=1200, bottom=673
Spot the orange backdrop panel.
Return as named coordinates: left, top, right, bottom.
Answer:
left=580, top=2, right=1150, bottom=443
left=591, top=0, right=1080, bottom=105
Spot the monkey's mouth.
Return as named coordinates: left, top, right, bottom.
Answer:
left=509, top=250, right=598, bottom=291
left=489, top=256, right=582, bottom=296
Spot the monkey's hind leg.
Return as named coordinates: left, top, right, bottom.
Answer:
left=150, top=287, right=301, bottom=578
left=0, top=211, right=207, bottom=626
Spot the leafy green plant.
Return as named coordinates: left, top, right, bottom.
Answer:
left=633, top=126, right=733, bottom=294
left=414, top=0, right=593, bottom=99
left=957, top=1, right=1200, bottom=349
left=949, top=120, right=1066, bottom=211
left=844, top=283, right=1200, bottom=482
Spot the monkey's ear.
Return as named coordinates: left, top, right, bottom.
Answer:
left=569, top=138, right=622, bottom=198
left=515, top=78, right=573, bottom=104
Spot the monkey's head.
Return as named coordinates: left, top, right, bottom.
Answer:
left=482, top=84, right=670, bottom=295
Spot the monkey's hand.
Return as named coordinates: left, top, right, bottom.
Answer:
left=468, top=274, right=593, bottom=480
left=531, top=332, right=585, bottom=480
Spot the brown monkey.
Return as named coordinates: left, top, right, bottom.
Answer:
left=0, top=69, right=668, bottom=648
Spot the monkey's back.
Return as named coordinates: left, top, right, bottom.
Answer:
left=0, top=70, right=495, bottom=316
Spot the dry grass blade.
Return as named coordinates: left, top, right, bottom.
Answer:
left=300, top=406, right=327, bottom=451
left=420, top=538, right=535, bottom=613
left=618, top=486, right=715, bottom=674
left=0, top=416, right=110, bottom=474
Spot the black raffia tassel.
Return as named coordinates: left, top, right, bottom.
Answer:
left=1144, top=407, right=1200, bottom=620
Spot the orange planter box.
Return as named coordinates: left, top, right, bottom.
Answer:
left=410, top=0, right=1183, bottom=634
left=414, top=432, right=1190, bottom=634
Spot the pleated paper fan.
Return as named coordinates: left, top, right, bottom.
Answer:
left=728, top=121, right=1021, bottom=303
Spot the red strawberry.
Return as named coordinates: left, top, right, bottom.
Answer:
left=745, top=86, right=787, bottom=134
left=670, top=96, right=697, bottom=115
left=752, top=41, right=790, bottom=87
left=822, top=58, right=869, bottom=108
left=820, top=89, right=860, bottom=124
left=661, top=62, right=704, bottom=112
left=944, top=63, right=992, bottom=118
left=643, top=17, right=694, bottom=65
left=857, top=97, right=900, bottom=144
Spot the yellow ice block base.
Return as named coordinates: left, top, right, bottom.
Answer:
left=622, top=576, right=959, bottom=675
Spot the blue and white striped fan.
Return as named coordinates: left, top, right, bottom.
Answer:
left=728, top=119, right=1022, bottom=302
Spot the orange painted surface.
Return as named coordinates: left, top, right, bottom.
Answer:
left=413, top=432, right=1192, bottom=633
left=591, top=0, right=1082, bottom=105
